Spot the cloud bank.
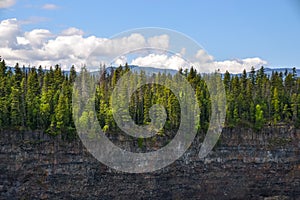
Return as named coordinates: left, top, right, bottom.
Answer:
left=0, top=18, right=267, bottom=73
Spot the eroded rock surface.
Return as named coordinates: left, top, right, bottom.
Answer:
left=0, top=127, right=299, bottom=199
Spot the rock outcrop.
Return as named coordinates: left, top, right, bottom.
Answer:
left=0, top=127, right=299, bottom=199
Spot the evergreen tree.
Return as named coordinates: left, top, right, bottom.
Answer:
left=255, top=104, right=264, bottom=130
left=272, top=87, right=280, bottom=124
left=0, top=59, right=298, bottom=135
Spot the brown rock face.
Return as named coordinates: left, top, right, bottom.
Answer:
left=0, top=127, right=299, bottom=199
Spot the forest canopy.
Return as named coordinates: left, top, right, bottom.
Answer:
left=0, top=59, right=299, bottom=139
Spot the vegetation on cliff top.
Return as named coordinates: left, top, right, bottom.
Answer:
left=0, top=58, right=299, bottom=137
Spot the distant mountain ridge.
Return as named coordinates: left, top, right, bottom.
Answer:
left=230, top=67, right=300, bottom=78
left=106, top=65, right=178, bottom=76
left=6, top=65, right=300, bottom=78
left=262, top=67, right=299, bottom=77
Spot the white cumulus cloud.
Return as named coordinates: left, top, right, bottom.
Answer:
left=213, top=57, right=267, bottom=73
left=0, top=18, right=172, bottom=71
left=147, top=34, right=169, bottom=50
left=0, top=18, right=20, bottom=48
left=195, top=49, right=214, bottom=63
left=24, top=29, right=53, bottom=48
left=114, top=56, right=127, bottom=66
left=0, top=18, right=268, bottom=73
left=61, top=27, right=84, bottom=36
left=130, top=51, right=267, bottom=74
left=131, top=53, right=188, bottom=70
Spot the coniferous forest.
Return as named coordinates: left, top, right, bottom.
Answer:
left=0, top=58, right=299, bottom=139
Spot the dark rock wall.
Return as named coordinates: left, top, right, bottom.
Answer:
left=0, top=127, right=299, bottom=199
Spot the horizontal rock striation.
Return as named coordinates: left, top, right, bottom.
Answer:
left=0, top=127, right=299, bottom=199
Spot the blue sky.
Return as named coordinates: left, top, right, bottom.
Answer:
left=0, top=0, right=300, bottom=72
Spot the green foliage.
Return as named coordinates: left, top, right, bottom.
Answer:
left=0, top=58, right=299, bottom=137
left=102, top=125, right=109, bottom=133
left=255, top=104, right=264, bottom=130
left=272, top=87, right=280, bottom=124
left=137, top=137, right=144, bottom=149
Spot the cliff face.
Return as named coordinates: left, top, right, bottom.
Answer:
left=0, top=127, right=299, bottom=199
